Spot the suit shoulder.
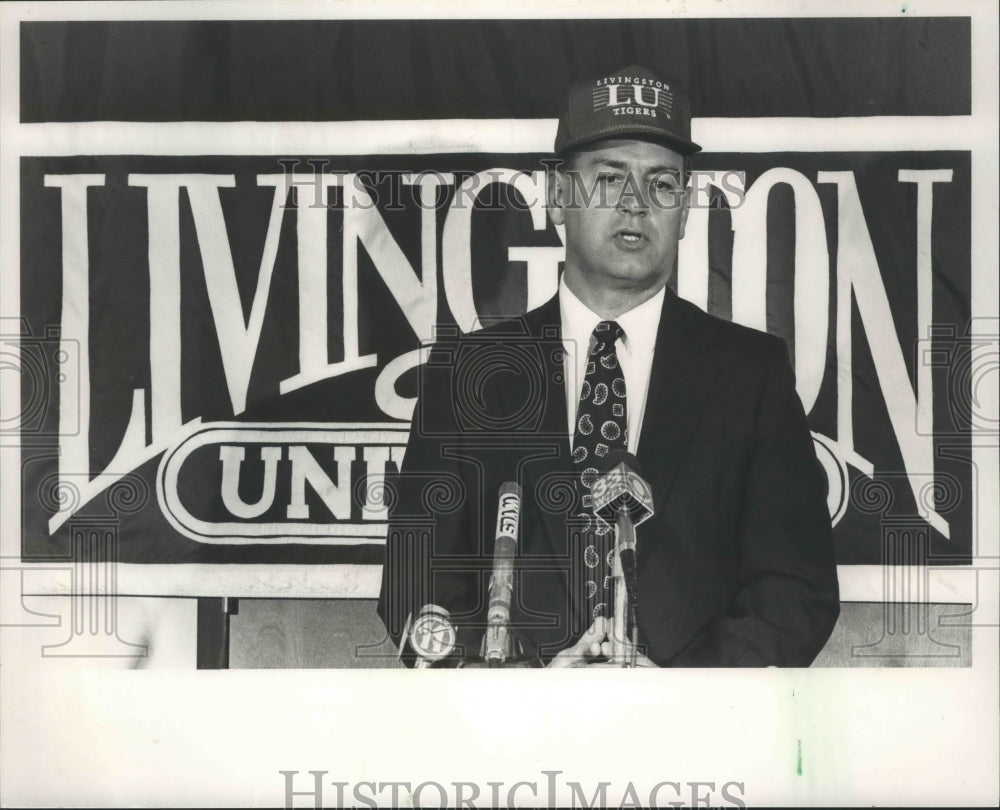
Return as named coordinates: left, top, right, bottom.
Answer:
left=465, top=314, right=539, bottom=339
left=443, top=298, right=560, bottom=343
left=420, top=306, right=553, bottom=383
left=418, top=315, right=533, bottom=366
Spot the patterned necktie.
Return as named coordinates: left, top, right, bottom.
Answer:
left=571, top=320, right=628, bottom=626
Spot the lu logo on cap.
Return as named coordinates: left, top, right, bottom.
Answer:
left=592, top=78, right=674, bottom=117
left=554, top=64, right=701, bottom=157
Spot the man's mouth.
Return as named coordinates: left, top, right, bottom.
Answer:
left=616, top=229, right=644, bottom=245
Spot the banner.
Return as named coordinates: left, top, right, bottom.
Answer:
left=4, top=15, right=989, bottom=594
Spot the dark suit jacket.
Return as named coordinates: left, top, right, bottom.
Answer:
left=378, top=289, right=840, bottom=666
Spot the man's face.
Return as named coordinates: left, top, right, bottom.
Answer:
left=549, top=138, right=690, bottom=297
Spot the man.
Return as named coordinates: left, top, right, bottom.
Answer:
left=378, top=65, right=840, bottom=667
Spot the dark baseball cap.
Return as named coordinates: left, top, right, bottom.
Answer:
left=554, top=64, right=701, bottom=157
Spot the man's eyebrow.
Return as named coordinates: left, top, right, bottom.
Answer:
left=593, top=159, right=682, bottom=177
left=594, top=159, right=629, bottom=170
left=648, top=167, right=683, bottom=178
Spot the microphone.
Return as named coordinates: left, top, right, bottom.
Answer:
left=482, top=482, right=522, bottom=666
left=590, top=451, right=654, bottom=665
left=590, top=450, right=654, bottom=531
left=401, top=604, right=458, bottom=668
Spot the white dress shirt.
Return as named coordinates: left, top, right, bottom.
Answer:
left=559, top=279, right=665, bottom=455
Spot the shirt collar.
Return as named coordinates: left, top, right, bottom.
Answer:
left=558, top=277, right=665, bottom=355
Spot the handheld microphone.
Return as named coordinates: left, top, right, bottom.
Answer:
left=590, top=451, right=654, bottom=665
left=402, top=604, right=457, bottom=668
left=482, top=481, right=522, bottom=666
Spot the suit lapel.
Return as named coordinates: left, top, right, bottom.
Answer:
left=490, top=294, right=567, bottom=442
left=637, top=290, right=721, bottom=516
left=492, top=296, right=573, bottom=556
left=525, top=295, right=569, bottom=444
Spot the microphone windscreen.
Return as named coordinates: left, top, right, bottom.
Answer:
left=404, top=604, right=458, bottom=666
left=591, top=459, right=654, bottom=527
left=494, top=481, right=522, bottom=543
left=498, top=480, right=522, bottom=499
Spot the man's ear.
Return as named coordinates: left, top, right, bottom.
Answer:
left=677, top=183, right=692, bottom=240
left=547, top=167, right=567, bottom=227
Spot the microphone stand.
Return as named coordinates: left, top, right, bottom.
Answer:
left=456, top=631, right=542, bottom=668
left=457, top=481, right=543, bottom=668
left=609, top=510, right=638, bottom=667
left=591, top=452, right=651, bottom=668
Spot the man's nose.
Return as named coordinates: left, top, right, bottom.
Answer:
left=617, top=183, right=649, bottom=214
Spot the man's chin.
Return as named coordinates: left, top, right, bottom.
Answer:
left=600, top=266, right=671, bottom=291
left=565, top=263, right=674, bottom=301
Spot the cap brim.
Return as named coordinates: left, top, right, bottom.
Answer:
left=556, top=125, right=702, bottom=157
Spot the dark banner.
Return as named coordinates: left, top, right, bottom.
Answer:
left=11, top=18, right=976, bottom=582
left=20, top=18, right=970, bottom=120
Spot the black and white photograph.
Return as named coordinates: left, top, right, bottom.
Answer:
left=1, top=0, right=997, bottom=806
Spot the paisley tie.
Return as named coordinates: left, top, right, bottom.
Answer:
left=570, top=320, right=628, bottom=627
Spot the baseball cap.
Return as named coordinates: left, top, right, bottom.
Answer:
left=554, top=64, right=701, bottom=157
